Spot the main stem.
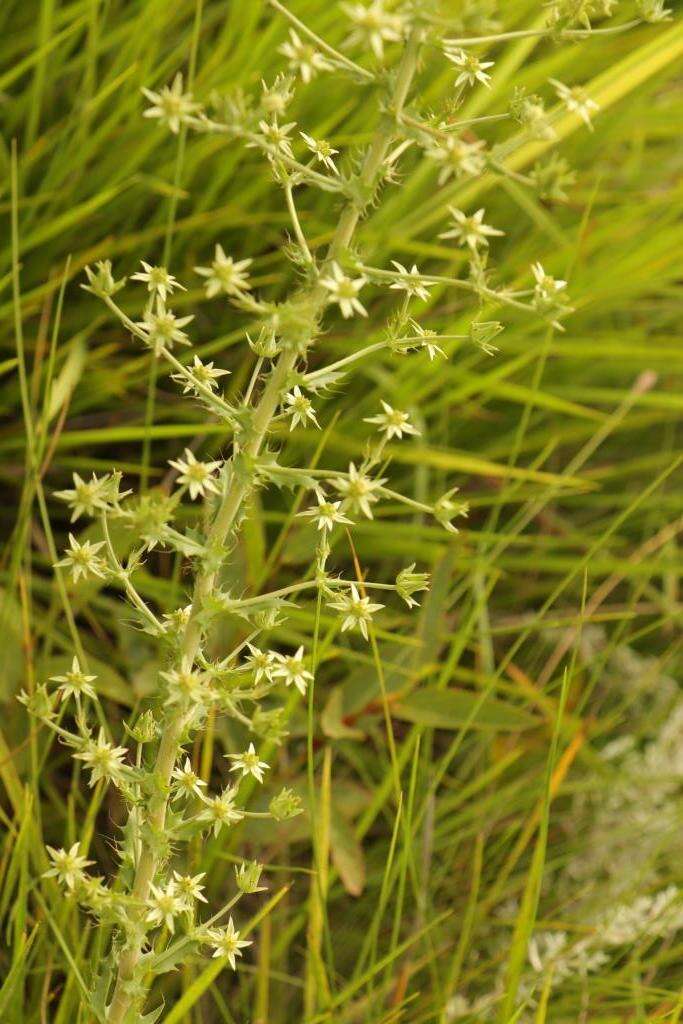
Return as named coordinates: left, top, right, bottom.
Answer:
left=105, top=30, right=421, bottom=1023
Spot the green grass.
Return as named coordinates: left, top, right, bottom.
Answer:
left=2, top=1, right=683, bottom=1022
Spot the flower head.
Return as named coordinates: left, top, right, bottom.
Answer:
left=130, top=261, right=184, bottom=302
left=331, top=462, right=386, bottom=519
left=550, top=78, right=599, bottom=130
left=206, top=917, right=252, bottom=968
left=146, top=881, right=184, bottom=932
left=283, top=385, right=320, bottom=431
left=279, top=29, right=332, bottom=83
left=427, top=136, right=487, bottom=186
left=320, top=263, right=367, bottom=319
left=74, top=729, right=128, bottom=788
left=256, top=117, right=297, bottom=158
left=200, top=787, right=244, bottom=836
left=195, top=245, right=253, bottom=299
left=172, top=354, right=230, bottom=396
left=300, top=131, right=339, bottom=173
left=272, top=646, right=313, bottom=696
left=171, top=756, right=206, bottom=799
left=55, top=534, right=107, bottom=584
left=297, top=490, right=353, bottom=533
left=173, top=871, right=208, bottom=906
left=44, top=843, right=93, bottom=889
left=142, top=73, right=201, bottom=134
left=364, top=400, right=419, bottom=440
left=342, top=1, right=405, bottom=60
left=439, top=207, right=503, bottom=250
left=136, top=298, right=193, bottom=356
left=169, top=449, right=222, bottom=500
left=50, top=656, right=97, bottom=703
left=444, top=47, right=494, bottom=89
left=54, top=471, right=128, bottom=522
left=396, top=565, right=430, bottom=608
left=226, top=742, right=269, bottom=784
left=389, top=262, right=431, bottom=302
left=328, top=583, right=384, bottom=641
left=244, top=644, right=279, bottom=683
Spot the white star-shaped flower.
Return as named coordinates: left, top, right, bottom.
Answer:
left=226, top=743, right=270, bottom=784
left=194, top=245, right=253, bottom=299
left=320, top=263, right=367, bottom=319
left=328, top=583, right=384, bottom=641
left=439, top=207, right=504, bottom=250
left=168, top=449, right=222, bottom=500
left=364, top=401, right=420, bottom=440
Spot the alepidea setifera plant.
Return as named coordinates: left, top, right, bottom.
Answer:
left=19, top=1, right=671, bottom=1021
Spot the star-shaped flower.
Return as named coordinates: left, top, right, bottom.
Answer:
left=439, top=207, right=503, bottom=250
left=364, top=401, right=419, bottom=440
left=320, top=263, right=367, bottom=319
left=142, top=73, right=201, bottom=134
left=194, top=245, right=253, bottom=299
left=226, top=742, right=270, bottom=784
left=50, top=656, right=97, bottom=703
left=130, top=261, right=184, bottom=302
left=331, top=462, right=386, bottom=519
left=272, top=646, right=313, bottom=696
left=328, top=583, right=384, bottom=641
left=206, top=917, right=252, bottom=968
left=168, top=449, right=222, bottom=500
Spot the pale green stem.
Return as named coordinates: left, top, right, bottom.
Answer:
left=104, top=28, right=422, bottom=1024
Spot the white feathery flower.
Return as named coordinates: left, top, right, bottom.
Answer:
left=444, top=48, right=494, bottom=89
left=283, top=385, right=320, bottom=431
left=55, top=534, right=107, bottom=583
left=136, top=297, right=193, bottom=356
left=389, top=261, right=432, bottom=302
left=297, top=489, right=353, bottom=533
left=328, top=583, right=384, bottom=641
left=279, top=29, right=332, bottom=83
left=364, top=400, right=420, bottom=440
left=142, top=73, right=201, bottom=134
left=130, top=261, right=184, bottom=302
left=44, top=843, right=93, bottom=889
left=300, top=131, right=339, bottom=173
left=320, top=262, right=367, bottom=319
left=168, top=449, right=222, bottom=500
left=550, top=78, right=599, bottom=130
left=226, top=742, right=270, bottom=784
left=272, top=646, right=313, bottom=696
left=146, top=881, right=184, bottom=932
left=439, top=207, right=503, bottom=250
left=171, top=756, right=206, bottom=799
left=194, top=245, right=253, bottom=299
left=50, top=656, right=97, bottom=703
left=206, top=916, right=252, bottom=968
left=342, top=1, right=405, bottom=60
left=331, top=462, right=386, bottom=519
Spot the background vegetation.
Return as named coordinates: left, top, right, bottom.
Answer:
left=1, top=0, right=682, bottom=1021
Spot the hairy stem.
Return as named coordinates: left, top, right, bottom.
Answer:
left=105, top=28, right=421, bottom=1023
